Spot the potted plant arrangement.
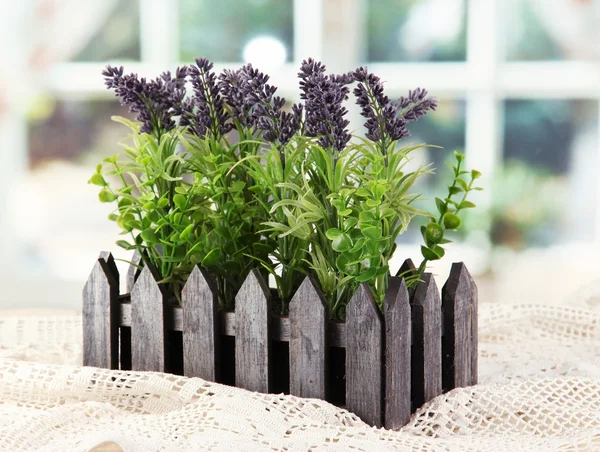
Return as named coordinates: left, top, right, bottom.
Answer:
left=83, top=57, right=481, bottom=429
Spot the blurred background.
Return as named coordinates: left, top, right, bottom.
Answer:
left=1, top=0, right=599, bottom=310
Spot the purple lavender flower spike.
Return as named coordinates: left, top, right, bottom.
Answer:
left=298, top=58, right=352, bottom=151
left=102, top=64, right=187, bottom=136
left=181, top=58, right=232, bottom=138
left=353, top=67, right=437, bottom=144
left=219, top=63, right=300, bottom=145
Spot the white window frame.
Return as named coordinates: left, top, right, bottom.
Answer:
left=5, top=0, right=600, bottom=268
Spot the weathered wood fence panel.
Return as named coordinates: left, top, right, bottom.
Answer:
left=130, top=265, right=167, bottom=372
left=411, top=273, right=442, bottom=410
left=289, top=276, right=328, bottom=400
left=182, top=265, right=220, bottom=380
left=235, top=269, right=272, bottom=393
left=82, top=252, right=119, bottom=369
left=83, top=253, right=478, bottom=430
left=384, top=276, right=411, bottom=430
left=346, top=283, right=384, bottom=428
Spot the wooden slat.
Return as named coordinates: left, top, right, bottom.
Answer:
left=346, top=283, right=383, bottom=427
left=468, top=269, right=478, bottom=385
left=130, top=265, right=166, bottom=372
left=119, top=302, right=347, bottom=346
left=182, top=265, right=220, bottom=380
left=384, top=277, right=411, bottom=429
left=441, top=263, right=472, bottom=391
left=411, top=273, right=442, bottom=409
left=396, top=258, right=416, bottom=278
left=289, top=276, right=328, bottom=399
left=126, top=250, right=143, bottom=293
left=235, top=269, right=272, bottom=393
left=82, top=252, right=119, bottom=369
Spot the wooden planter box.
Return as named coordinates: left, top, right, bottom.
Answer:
left=83, top=252, right=478, bottom=430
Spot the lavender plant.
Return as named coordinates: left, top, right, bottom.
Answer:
left=92, top=57, right=481, bottom=317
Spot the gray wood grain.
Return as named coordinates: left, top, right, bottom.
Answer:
left=384, top=277, right=411, bottom=429
left=83, top=252, right=119, bottom=369
left=126, top=250, right=143, bottom=293
left=411, top=273, right=442, bottom=409
left=289, top=276, right=328, bottom=399
left=235, top=269, right=272, bottom=393
left=182, top=265, right=220, bottom=380
left=130, top=265, right=166, bottom=372
left=119, top=303, right=347, bottom=347
left=441, top=263, right=472, bottom=391
left=396, top=258, right=416, bottom=278
left=346, top=283, right=383, bottom=427
left=467, top=268, right=478, bottom=385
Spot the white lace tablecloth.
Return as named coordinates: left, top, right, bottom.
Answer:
left=1, top=297, right=599, bottom=451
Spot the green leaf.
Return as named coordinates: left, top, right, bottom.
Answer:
left=142, top=201, right=156, bottom=211
left=332, top=233, right=352, bottom=252
left=326, top=228, right=344, bottom=240
left=98, top=189, right=116, bottom=203
left=456, top=178, right=469, bottom=191
left=359, top=211, right=377, bottom=223
left=435, top=197, right=447, bottom=215
left=355, top=267, right=377, bottom=283
left=116, top=240, right=134, bottom=250
left=201, top=248, right=221, bottom=267
left=141, top=229, right=159, bottom=243
left=421, top=245, right=442, bottom=261
left=471, top=169, right=482, bottom=179
left=157, top=197, right=169, bottom=208
left=180, top=224, right=194, bottom=241
left=365, top=199, right=381, bottom=207
left=459, top=200, right=476, bottom=209
left=356, top=188, right=371, bottom=197
left=173, top=194, right=186, bottom=211
left=448, top=186, right=463, bottom=195
left=454, top=151, right=465, bottom=162
left=174, top=186, right=188, bottom=194
left=362, top=226, right=382, bottom=240
left=89, top=173, right=106, bottom=187
left=344, top=217, right=358, bottom=230
left=443, top=213, right=462, bottom=230
left=425, top=223, right=444, bottom=245
left=338, top=208, right=352, bottom=216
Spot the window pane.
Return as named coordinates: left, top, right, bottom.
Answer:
left=397, top=99, right=467, bottom=242
left=409, top=99, right=467, bottom=187
left=22, top=99, right=131, bottom=286
left=179, top=0, right=294, bottom=63
left=73, top=1, right=140, bottom=62
left=505, top=0, right=600, bottom=61
left=28, top=99, right=131, bottom=168
left=366, top=0, right=467, bottom=62
left=496, top=100, right=598, bottom=248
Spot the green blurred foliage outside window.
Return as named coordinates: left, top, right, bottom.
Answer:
left=179, top=0, right=294, bottom=62
left=366, top=0, right=467, bottom=62
left=73, top=0, right=140, bottom=62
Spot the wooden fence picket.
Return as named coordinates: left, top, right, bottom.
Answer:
left=384, top=276, right=412, bottom=430
left=126, top=250, right=143, bottom=293
left=396, top=258, right=416, bottom=278
left=130, top=265, right=167, bottom=372
left=182, top=265, right=220, bottom=380
left=235, top=269, right=272, bottom=393
left=289, top=276, right=328, bottom=399
left=411, top=273, right=442, bottom=409
left=346, top=283, right=384, bottom=427
left=83, top=252, right=119, bottom=369
left=468, top=270, right=478, bottom=385
left=442, top=263, right=472, bottom=390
